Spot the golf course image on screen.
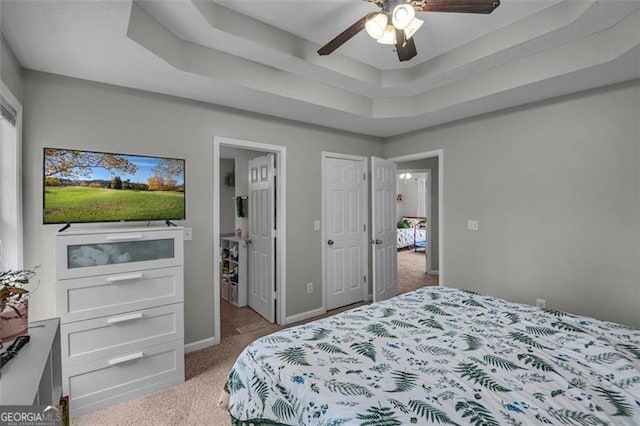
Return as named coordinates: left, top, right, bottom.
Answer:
left=43, top=148, right=185, bottom=224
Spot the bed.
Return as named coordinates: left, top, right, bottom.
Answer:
left=225, top=286, right=640, bottom=425
left=397, top=217, right=427, bottom=250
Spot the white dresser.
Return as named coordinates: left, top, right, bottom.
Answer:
left=55, top=227, right=185, bottom=416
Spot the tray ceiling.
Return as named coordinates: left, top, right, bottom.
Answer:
left=2, top=0, right=639, bottom=137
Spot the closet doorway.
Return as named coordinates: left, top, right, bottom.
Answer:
left=213, top=137, right=287, bottom=346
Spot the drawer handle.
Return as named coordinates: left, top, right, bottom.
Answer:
left=106, top=234, right=144, bottom=242
left=107, top=312, right=144, bottom=324
left=108, top=351, right=144, bottom=366
left=106, top=273, right=144, bottom=283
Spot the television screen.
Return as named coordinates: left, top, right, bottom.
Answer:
left=43, top=148, right=185, bottom=224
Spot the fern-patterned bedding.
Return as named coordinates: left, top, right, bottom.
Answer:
left=396, top=228, right=426, bottom=249
left=226, top=287, right=640, bottom=425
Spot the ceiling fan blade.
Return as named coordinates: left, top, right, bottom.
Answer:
left=414, top=0, right=500, bottom=14
left=318, top=11, right=378, bottom=56
left=395, top=29, right=417, bottom=62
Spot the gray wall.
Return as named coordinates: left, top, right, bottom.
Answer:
left=1, top=33, right=23, bottom=103
left=233, top=149, right=264, bottom=238
left=397, top=158, right=439, bottom=271
left=22, top=71, right=384, bottom=344
left=385, top=81, right=640, bottom=328
left=219, top=159, right=235, bottom=236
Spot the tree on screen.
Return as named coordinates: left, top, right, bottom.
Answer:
left=150, top=159, right=184, bottom=191
left=44, top=149, right=137, bottom=179
left=146, top=175, right=166, bottom=191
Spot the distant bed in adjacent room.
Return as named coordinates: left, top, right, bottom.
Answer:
left=223, top=286, right=640, bottom=425
left=397, top=216, right=426, bottom=250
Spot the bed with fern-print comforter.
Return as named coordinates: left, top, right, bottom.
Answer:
left=227, top=286, right=640, bottom=425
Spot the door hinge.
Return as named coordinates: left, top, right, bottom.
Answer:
left=272, top=229, right=277, bottom=238
left=273, top=291, right=278, bottom=300
left=363, top=173, right=366, bottom=180
left=364, top=275, right=367, bottom=282
left=273, top=168, right=277, bottom=177
left=363, top=224, right=367, bottom=232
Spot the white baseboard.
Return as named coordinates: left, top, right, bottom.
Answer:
left=184, top=336, right=219, bottom=353
left=428, top=269, right=440, bottom=275
left=283, top=307, right=326, bottom=325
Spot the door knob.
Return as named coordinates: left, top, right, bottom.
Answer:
left=327, top=240, right=334, bottom=246
left=375, top=239, right=383, bottom=245
left=245, top=239, right=252, bottom=245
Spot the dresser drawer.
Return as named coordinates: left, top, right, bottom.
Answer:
left=64, top=340, right=184, bottom=416
left=56, top=228, right=184, bottom=280
left=61, top=303, right=183, bottom=367
left=57, top=266, right=183, bottom=323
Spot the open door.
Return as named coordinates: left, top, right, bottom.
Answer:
left=248, top=154, right=275, bottom=322
left=371, top=157, right=397, bottom=302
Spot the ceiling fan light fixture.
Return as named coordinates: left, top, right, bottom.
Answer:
left=377, top=25, right=397, bottom=45
left=404, top=17, right=424, bottom=40
left=365, top=13, right=388, bottom=40
left=391, top=3, right=415, bottom=30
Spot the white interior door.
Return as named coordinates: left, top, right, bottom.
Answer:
left=325, top=157, right=366, bottom=310
left=425, top=169, right=432, bottom=273
left=371, top=156, right=397, bottom=302
left=248, top=154, right=275, bottom=322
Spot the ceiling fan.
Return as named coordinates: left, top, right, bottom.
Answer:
left=317, top=0, right=501, bottom=62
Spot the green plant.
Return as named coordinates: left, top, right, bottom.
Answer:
left=396, top=219, right=411, bottom=228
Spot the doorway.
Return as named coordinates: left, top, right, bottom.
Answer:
left=390, top=150, right=444, bottom=286
left=395, top=169, right=438, bottom=293
left=213, top=137, right=287, bottom=347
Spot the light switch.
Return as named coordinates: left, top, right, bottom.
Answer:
left=184, top=227, right=193, bottom=240
left=467, top=220, right=479, bottom=231
left=313, top=220, right=320, bottom=231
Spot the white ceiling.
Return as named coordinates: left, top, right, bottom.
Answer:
left=216, top=0, right=559, bottom=70
left=2, top=0, right=639, bottom=137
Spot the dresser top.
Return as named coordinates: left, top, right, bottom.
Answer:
left=0, top=318, right=60, bottom=405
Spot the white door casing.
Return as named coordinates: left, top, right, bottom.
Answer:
left=425, top=168, right=432, bottom=274
left=371, top=156, right=397, bottom=303
left=324, top=157, right=367, bottom=310
left=248, top=154, right=275, bottom=322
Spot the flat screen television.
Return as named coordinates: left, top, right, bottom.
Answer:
left=43, top=148, right=185, bottom=224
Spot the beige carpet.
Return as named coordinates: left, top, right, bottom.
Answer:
left=397, top=248, right=439, bottom=294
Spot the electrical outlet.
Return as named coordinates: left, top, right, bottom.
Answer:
left=467, top=220, right=479, bottom=231
left=536, top=298, right=546, bottom=309
left=313, top=220, right=320, bottom=231
left=306, top=282, right=313, bottom=294
left=184, top=228, right=193, bottom=241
